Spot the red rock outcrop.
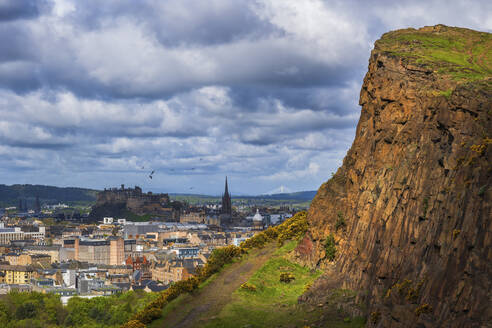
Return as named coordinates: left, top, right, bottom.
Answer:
left=296, top=25, right=491, bottom=327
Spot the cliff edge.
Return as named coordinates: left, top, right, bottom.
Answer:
left=296, top=25, right=491, bottom=327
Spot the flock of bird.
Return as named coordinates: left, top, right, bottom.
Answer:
left=141, top=158, right=204, bottom=190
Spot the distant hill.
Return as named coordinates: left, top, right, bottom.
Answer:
left=0, top=184, right=98, bottom=208
left=170, top=190, right=317, bottom=206
left=247, top=190, right=317, bottom=201
left=0, top=184, right=316, bottom=209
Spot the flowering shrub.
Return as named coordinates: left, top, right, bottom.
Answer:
left=240, top=211, right=308, bottom=250
left=121, top=320, right=146, bottom=328
left=240, top=282, right=257, bottom=292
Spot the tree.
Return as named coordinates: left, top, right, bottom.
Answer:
left=16, top=301, right=37, bottom=319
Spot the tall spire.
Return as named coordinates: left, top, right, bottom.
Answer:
left=224, top=176, right=229, bottom=196
left=221, top=176, right=232, bottom=216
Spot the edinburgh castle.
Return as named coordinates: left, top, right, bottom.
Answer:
left=89, top=185, right=180, bottom=221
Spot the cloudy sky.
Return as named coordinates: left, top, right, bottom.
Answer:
left=0, top=0, right=490, bottom=195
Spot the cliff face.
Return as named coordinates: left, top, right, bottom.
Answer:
left=296, top=25, right=491, bottom=327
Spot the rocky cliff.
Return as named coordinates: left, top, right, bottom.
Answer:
left=296, top=25, right=491, bottom=327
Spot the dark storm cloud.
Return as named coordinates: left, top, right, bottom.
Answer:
left=228, top=83, right=362, bottom=115
left=0, top=0, right=48, bottom=21
left=0, top=61, right=41, bottom=92
left=0, top=0, right=490, bottom=194
left=70, top=0, right=281, bottom=46
left=0, top=23, right=37, bottom=61
left=0, top=0, right=368, bottom=100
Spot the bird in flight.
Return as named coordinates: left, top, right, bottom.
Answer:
left=149, top=170, right=155, bottom=179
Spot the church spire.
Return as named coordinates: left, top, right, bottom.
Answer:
left=221, top=176, right=232, bottom=216
left=224, top=176, right=229, bottom=196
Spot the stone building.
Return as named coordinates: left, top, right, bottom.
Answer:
left=150, top=259, right=201, bottom=284
left=109, top=237, right=125, bottom=266
left=0, top=225, right=46, bottom=245
left=5, top=253, right=51, bottom=268
left=24, top=245, right=61, bottom=263
left=180, top=212, right=206, bottom=224
left=0, top=265, right=34, bottom=284
left=74, top=237, right=125, bottom=265
left=0, top=227, right=24, bottom=244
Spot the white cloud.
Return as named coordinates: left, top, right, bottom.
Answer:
left=0, top=0, right=490, bottom=193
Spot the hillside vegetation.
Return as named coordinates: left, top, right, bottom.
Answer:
left=0, top=290, right=158, bottom=328
left=0, top=184, right=98, bottom=207
left=123, top=212, right=365, bottom=327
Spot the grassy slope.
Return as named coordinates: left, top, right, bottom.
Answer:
left=375, top=25, right=492, bottom=83
left=152, top=241, right=365, bottom=328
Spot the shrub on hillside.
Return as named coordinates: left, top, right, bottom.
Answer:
left=132, top=306, right=162, bottom=324
left=335, top=212, right=346, bottom=231
left=276, top=212, right=308, bottom=245
left=197, top=245, right=242, bottom=279
left=240, top=211, right=308, bottom=250
left=279, top=272, right=296, bottom=283
left=121, top=319, right=146, bottom=328
left=240, top=282, right=257, bottom=292
left=324, top=234, right=337, bottom=261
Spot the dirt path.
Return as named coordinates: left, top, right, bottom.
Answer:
left=158, top=245, right=276, bottom=328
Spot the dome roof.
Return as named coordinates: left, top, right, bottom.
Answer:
left=253, top=209, right=263, bottom=221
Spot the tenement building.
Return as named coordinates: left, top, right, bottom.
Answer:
left=74, top=237, right=125, bottom=265
left=0, top=265, right=34, bottom=284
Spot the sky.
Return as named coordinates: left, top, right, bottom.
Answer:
left=0, top=0, right=491, bottom=195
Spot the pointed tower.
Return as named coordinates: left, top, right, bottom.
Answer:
left=221, top=176, right=232, bottom=215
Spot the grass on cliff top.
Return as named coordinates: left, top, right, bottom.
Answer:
left=375, top=25, right=492, bottom=82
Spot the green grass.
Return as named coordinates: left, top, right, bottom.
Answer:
left=123, top=212, right=154, bottom=222
left=274, top=239, right=299, bottom=255
left=235, top=257, right=321, bottom=305
left=148, top=247, right=270, bottom=328
left=203, top=252, right=322, bottom=328
left=439, top=88, right=453, bottom=99
left=147, top=293, right=193, bottom=328
left=376, top=25, right=492, bottom=82
left=151, top=239, right=365, bottom=328
left=203, top=240, right=364, bottom=328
